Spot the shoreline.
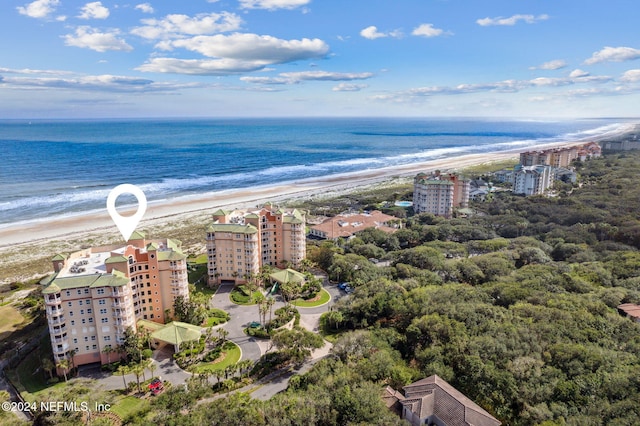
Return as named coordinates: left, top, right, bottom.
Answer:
left=0, top=122, right=636, bottom=258
left=0, top=145, right=592, bottom=251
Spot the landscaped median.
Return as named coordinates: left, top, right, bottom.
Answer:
left=190, top=341, right=241, bottom=373
left=291, top=288, right=331, bottom=308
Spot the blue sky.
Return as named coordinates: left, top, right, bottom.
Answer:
left=1, top=0, right=640, bottom=118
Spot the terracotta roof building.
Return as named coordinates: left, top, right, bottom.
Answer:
left=385, top=375, right=501, bottom=426
left=308, top=210, right=398, bottom=240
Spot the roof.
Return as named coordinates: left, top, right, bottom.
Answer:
left=128, top=230, right=146, bottom=240
left=137, top=319, right=166, bottom=332
left=104, top=255, right=127, bottom=264
left=401, top=375, right=501, bottom=426
left=212, top=209, right=230, bottom=216
left=52, top=253, right=67, bottom=261
left=42, top=270, right=129, bottom=294
left=157, top=250, right=187, bottom=261
left=269, top=268, right=306, bottom=284
left=206, top=223, right=258, bottom=234
left=244, top=213, right=259, bottom=219
left=146, top=242, right=159, bottom=251
left=310, top=210, right=398, bottom=239
left=618, top=303, right=640, bottom=319
left=150, top=321, right=202, bottom=347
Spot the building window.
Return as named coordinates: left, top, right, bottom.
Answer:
left=70, top=320, right=75, bottom=326
left=99, top=300, right=106, bottom=305
left=92, top=344, right=97, bottom=350
left=66, top=291, right=70, bottom=296
left=79, top=300, right=83, bottom=306
left=101, top=318, right=108, bottom=323
left=69, top=311, right=74, bottom=317
left=84, top=289, right=89, bottom=294
left=84, top=336, right=88, bottom=342
left=88, top=318, right=93, bottom=323
left=73, top=338, right=78, bottom=343
left=91, top=336, right=96, bottom=341
left=82, top=319, right=86, bottom=324
left=87, top=309, right=92, bottom=314
left=104, top=336, right=111, bottom=341
left=97, top=288, right=105, bottom=295
left=68, top=302, right=72, bottom=307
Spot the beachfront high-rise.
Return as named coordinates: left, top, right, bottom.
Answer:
left=206, top=205, right=306, bottom=285
left=413, top=172, right=470, bottom=218
left=43, top=232, right=189, bottom=368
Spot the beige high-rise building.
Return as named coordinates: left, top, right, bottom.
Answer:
left=413, top=172, right=470, bottom=218
left=43, top=232, right=189, bottom=368
left=206, top=205, right=306, bottom=285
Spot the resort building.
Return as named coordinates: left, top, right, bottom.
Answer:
left=308, top=210, right=399, bottom=240
left=519, top=142, right=601, bottom=168
left=206, top=205, right=306, bottom=285
left=384, top=375, right=501, bottom=426
left=413, top=172, right=470, bottom=218
left=43, top=232, right=190, bottom=368
left=513, top=164, right=553, bottom=196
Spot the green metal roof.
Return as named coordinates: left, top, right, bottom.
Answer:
left=52, top=253, right=67, bottom=261
left=146, top=242, right=159, bottom=251
left=415, top=179, right=454, bottom=185
left=128, top=231, right=146, bottom=240
left=104, top=255, right=127, bottom=264
left=245, top=213, right=259, bottom=219
left=42, top=270, right=129, bottom=294
left=206, top=223, right=258, bottom=234
left=269, top=268, right=306, bottom=284
left=212, top=209, right=230, bottom=217
left=150, top=321, right=202, bottom=347
left=157, top=250, right=187, bottom=261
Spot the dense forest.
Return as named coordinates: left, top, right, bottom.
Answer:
left=134, top=152, right=640, bottom=425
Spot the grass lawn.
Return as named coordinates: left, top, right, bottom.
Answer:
left=230, top=286, right=263, bottom=305
left=191, top=342, right=241, bottom=373
left=110, top=394, right=150, bottom=420
left=0, top=305, right=25, bottom=341
left=461, top=159, right=518, bottom=175
left=205, top=316, right=227, bottom=327
left=292, top=288, right=331, bottom=308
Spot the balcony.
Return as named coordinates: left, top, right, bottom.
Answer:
left=44, top=296, right=61, bottom=306
left=47, top=306, right=64, bottom=316
left=48, top=316, right=66, bottom=326
left=53, top=336, right=67, bottom=345
left=53, top=343, right=70, bottom=354
left=171, top=271, right=187, bottom=279
left=112, top=288, right=130, bottom=297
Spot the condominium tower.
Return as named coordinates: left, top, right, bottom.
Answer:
left=413, top=172, right=470, bottom=218
left=206, top=205, right=306, bottom=285
left=43, top=232, right=189, bottom=368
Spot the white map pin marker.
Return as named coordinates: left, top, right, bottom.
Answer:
left=106, top=184, right=147, bottom=242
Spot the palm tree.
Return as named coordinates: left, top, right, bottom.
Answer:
left=56, top=359, right=69, bottom=382
left=217, top=328, right=229, bottom=344
left=266, top=297, right=275, bottom=325
left=148, top=361, right=157, bottom=380
left=132, top=364, right=144, bottom=393
left=42, top=358, right=55, bottom=381
left=214, top=369, right=224, bottom=386
left=68, top=348, right=78, bottom=374
left=102, top=345, right=114, bottom=364
left=117, top=365, right=130, bottom=391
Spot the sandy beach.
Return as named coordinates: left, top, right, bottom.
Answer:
left=0, top=135, right=613, bottom=253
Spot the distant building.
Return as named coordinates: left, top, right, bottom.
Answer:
left=413, top=172, right=470, bottom=218
left=519, top=142, right=601, bottom=168
left=469, top=179, right=491, bottom=201
left=308, top=210, right=398, bottom=240
left=384, top=375, right=501, bottom=426
left=617, top=303, right=640, bottom=323
left=492, top=168, right=513, bottom=184
left=43, top=232, right=189, bottom=369
left=555, top=167, right=577, bottom=184
left=513, top=164, right=552, bottom=196
left=206, top=205, right=306, bottom=285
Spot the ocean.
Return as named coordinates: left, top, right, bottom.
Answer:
left=0, top=117, right=632, bottom=227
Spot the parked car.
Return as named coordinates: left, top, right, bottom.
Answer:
left=149, top=378, right=164, bottom=395
left=337, top=282, right=348, bottom=290
left=344, top=286, right=354, bottom=294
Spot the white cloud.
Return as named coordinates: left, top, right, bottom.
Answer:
left=621, top=69, right=640, bottom=82
left=241, top=70, right=373, bottom=85
left=161, top=33, right=328, bottom=63
left=584, top=46, right=640, bottom=65
left=63, top=27, right=133, bottom=52
left=360, top=26, right=402, bottom=40
left=530, top=59, right=567, bottom=70
left=131, top=12, right=242, bottom=40
left=136, top=58, right=267, bottom=75
left=0, top=73, right=198, bottom=92
left=135, top=3, right=154, bottom=14
left=16, top=0, right=59, bottom=19
left=371, top=72, right=613, bottom=103
left=569, top=69, right=589, bottom=78
left=0, top=67, right=73, bottom=75
left=476, top=14, right=549, bottom=27
left=78, top=2, right=110, bottom=20
left=333, top=83, right=368, bottom=92
left=412, top=23, right=446, bottom=38
left=239, top=0, right=310, bottom=10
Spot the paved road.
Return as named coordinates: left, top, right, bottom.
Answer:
left=73, top=280, right=347, bottom=397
